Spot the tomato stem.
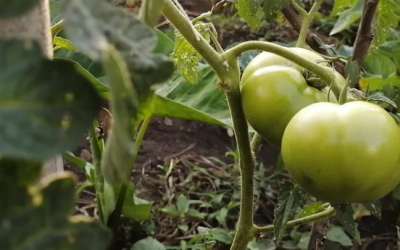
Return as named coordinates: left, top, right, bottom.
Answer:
left=295, top=0, right=324, bottom=48
left=252, top=205, right=335, bottom=234
left=226, top=90, right=255, bottom=250
left=290, top=0, right=308, bottom=18
left=339, top=82, right=349, bottom=104
left=223, top=41, right=341, bottom=99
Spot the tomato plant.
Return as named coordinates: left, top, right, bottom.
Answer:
left=282, top=101, right=400, bottom=203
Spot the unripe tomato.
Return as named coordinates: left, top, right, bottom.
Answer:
left=241, top=47, right=328, bottom=85
left=241, top=65, right=337, bottom=149
left=282, top=101, right=400, bottom=203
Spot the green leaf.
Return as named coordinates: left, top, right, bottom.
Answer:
left=54, top=37, right=77, bottom=51
left=186, top=209, right=206, bottom=219
left=178, top=224, right=189, bottom=232
left=100, top=47, right=138, bottom=184
left=160, top=206, right=179, bottom=216
left=155, top=65, right=231, bottom=127
left=249, top=0, right=263, bottom=14
left=327, top=227, right=353, bottom=246
left=0, top=0, right=40, bottom=19
left=210, top=228, right=233, bottom=245
left=247, top=239, right=276, bottom=250
left=344, top=59, right=360, bottom=88
left=296, top=232, right=311, bottom=249
left=333, top=204, right=361, bottom=243
left=139, top=0, right=165, bottom=27
left=375, top=0, right=400, bottom=46
left=131, top=237, right=165, bottom=250
left=50, top=0, right=62, bottom=25
left=177, top=195, right=190, bottom=214
left=0, top=160, right=111, bottom=250
left=330, top=0, right=363, bottom=35
left=152, top=95, right=228, bottom=127
left=64, top=152, right=95, bottom=183
left=365, top=52, right=397, bottom=78
left=64, top=152, right=92, bottom=170
left=363, top=200, right=382, bottom=220
left=331, top=0, right=359, bottom=15
left=171, top=22, right=212, bottom=84
left=0, top=158, right=42, bottom=186
left=54, top=49, right=104, bottom=79
left=56, top=58, right=109, bottom=97
left=61, top=0, right=174, bottom=100
left=154, top=29, right=175, bottom=55
left=262, top=0, right=290, bottom=21
left=273, top=181, right=305, bottom=242
left=120, top=183, right=152, bottom=222
left=0, top=39, right=101, bottom=161
left=296, top=202, right=325, bottom=219
left=361, top=52, right=400, bottom=90
left=236, top=0, right=264, bottom=29
left=367, top=92, right=398, bottom=111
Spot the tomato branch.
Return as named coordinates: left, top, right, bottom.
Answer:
left=281, top=5, right=326, bottom=54
left=252, top=206, right=335, bottom=234
left=352, top=0, right=380, bottom=68
left=223, top=41, right=341, bottom=99
left=296, top=0, right=324, bottom=48
left=290, top=0, right=308, bottom=18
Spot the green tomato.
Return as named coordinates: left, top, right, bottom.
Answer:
left=241, top=47, right=328, bottom=85
left=241, top=65, right=337, bottom=149
left=282, top=101, right=400, bottom=203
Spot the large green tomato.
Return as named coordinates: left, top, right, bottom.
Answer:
left=241, top=65, right=337, bottom=149
left=282, top=101, right=400, bottom=203
left=241, top=47, right=328, bottom=85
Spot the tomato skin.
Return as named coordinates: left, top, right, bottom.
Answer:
left=282, top=101, right=400, bottom=203
left=241, top=47, right=328, bottom=85
left=241, top=65, right=336, bottom=149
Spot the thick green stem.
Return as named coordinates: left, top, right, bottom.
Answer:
left=226, top=90, right=256, bottom=250
left=224, top=41, right=341, bottom=99
left=253, top=206, right=335, bottom=234
left=290, top=0, right=307, bottom=17
left=296, top=0, right=323, bottom=48
left=162, top=0, right=229, bottom=80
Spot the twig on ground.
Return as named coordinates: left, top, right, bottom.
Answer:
left=307, top=219, right=330, bottom=250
